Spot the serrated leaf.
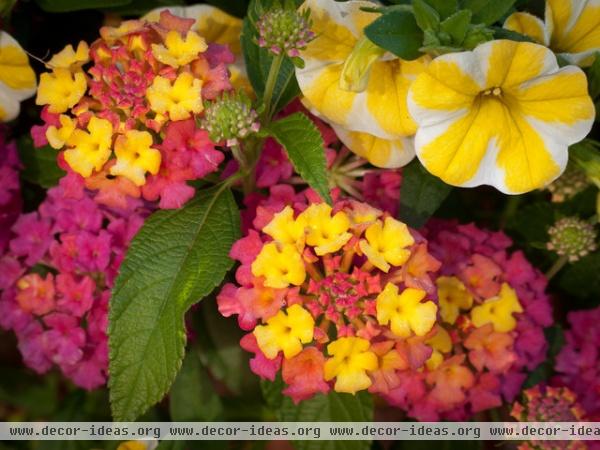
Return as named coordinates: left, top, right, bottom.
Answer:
left=17, top=136, right=65, bottom=188
left=364, top=10, right=424, bottom=60
left=109, top=186, right=240, bottom=421
left=241, top=0, right=300, bottom=113
left=412, top=0, right=440, bottom=31
left=34, top=0, right=131, bottom=12
left=460, top=0, right=516, bottom=25
left=279, top=391, right=373, bottom=450
left=399, top=160, right=453, bottom=228
left=268, top=112, right=332, bottom=204
left=170, top=349, right=223, bottom=422
left=441, top=9, right=472, bottom=44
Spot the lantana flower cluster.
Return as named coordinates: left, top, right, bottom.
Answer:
left=218, top=195, right=442, bottom=402
left=32, top=10, right=235, bottom=209
left=0, top=183, right=148, bottom=389
left=383, top=221, right=553, bottom=421
left=0, top=127, right=22, bottom=252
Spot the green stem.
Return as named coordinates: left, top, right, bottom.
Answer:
left=500, top=195, right=521, bottom=228
left=262, top=54, right=284, bottom=122
left=545, top=255, right=569, bottom=280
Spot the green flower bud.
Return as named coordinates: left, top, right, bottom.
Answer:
left=547, top=217, right=598, bottom=262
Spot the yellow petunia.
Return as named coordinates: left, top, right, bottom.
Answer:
left=408, top=39, right=595, bottom=194
left=64, top=116, right=113, bottom=177
left=297, top=203, right=352, bottom=255
left=263, top=206, right=307, bottom=248
left=376, top=283, right=438, bottom=338
left=324, top=336, right=378, bottom=394
left=251, top=242, right=306, bottom=289
left=46, top=114, right=76, bottom=149
left=146, top=72, right=202, bottom=121
left=295, top=0, right=430, bottom=168
left=36, top=68, right=87, bottom=114
left=0, top=31, right=36, bottom=122
left=151, top=30, right=207, bottom=68
left=47, top=41, right=90, bottom=70
left=109, top=130, right=161, bottom=186
left=436, top=276, right=473, bottom=325
left=359, top=217, right=414, bottom=272
left=471, top=283, right=524, bottom=333
left=253, top=304, right=315, bottom=359
left=143, top=5, right=250, bottom=92
left=504, top=0, right=600, bottom=67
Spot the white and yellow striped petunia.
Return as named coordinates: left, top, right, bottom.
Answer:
left=407, top=39, right=595, bottom=194
left=504, top=0, right=600, bottom=67
left=296, top=0, right=429, bottom=169
left=0, top=31, right=36, bottom=122
left=142, top=4, right=250, bottom=93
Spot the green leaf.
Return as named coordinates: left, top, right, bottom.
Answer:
left=559, top=253, right=600, bottom=300
left=587, top=52, right=600, bottom=99
left=422, top=0, right=458, bottom=19
left=170, top=349, right=224, bottom=422
left=399, top=160, right=453, bottom=228
left=491, top=26, right=536, bottom=42
left=34, top=0, right=131, bottom=12
left=109, top=186, right=240, bottom=421
left=441, top=9, right=472, bottom=44
left=364, top=10, right=424, bottom=60
left=506, top=202, right=555, bottom=244
left=460, top=0, right=516, bottom=25
left=17, top=136, right=65, bottom=188
left=279, top=391, right=373, bottom=450
left=268, top=112, right=332, bottom=204
left=412, top=0, right=440, bottom=31
left=241, top=0, right=300, bottom=113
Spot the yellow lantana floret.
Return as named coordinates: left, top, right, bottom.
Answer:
left=471, top=283, right=523, bottom=333
left=376, top=283, right=437, bottom=338
left=251, top=242, right=306, bottom=288
left=46, top=114, right=76, bottom=149
left=36, top=68, right=87, bottom=114
left=324, top=336, right=377, bottom=394
left=436, top=276, right=473, bottom=325
left=359, top=217, right=414, bottom=272
left=47, top=42, right=89, bottom=70
left=109, top=130, right=161, bottom=186
left=152, top=30, right=207, bottom=67
left=64, top=116, right=113, bottom=177
left=146, top=72, right=202, bottom=120
left=263, top=206, right=307, bottom=248
left=425, top=325, right=452, bottom=370
left=253, top=304, right=314, bottom=359
left=297, top=203, right=352, bottom=255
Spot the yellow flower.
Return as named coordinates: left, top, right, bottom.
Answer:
left=36, top=68, right=87, bottom=114
left=117, top=441, right=157, bottom=450
left=297, top=203, right=352, bottom=255
left=408, top=39, right=595, bottom=194
left=109, top=130, right=161, bottom=186
left=324, top=336, right=378, bottom=394
left=47, top=41, right=89, bottom=70
left=295, top=0, right=430, bottom=168
left=64, top=116, right=113, bottom=177
left=263, top=206, right=307, bottom=248
left=152, top=30, right=207, bottom=68
left=376, top=283, right=437, bottom=338
left=504, top=0, right=600, bottom=67
left=46, top=114, right=76, bottom=149
left=471, top=283, right=524, bottom=333
left=146, top=72, right=203, bottom=120
left=425, top=325, right=452, bottom=370
left=251, top=242, right=306, bottom=288
left=143, top=5, right=250, bottom=92
left=359, top=217, right=414, bottom=272
left=436, top=276, right=473, bottom=325
left=253, top=304, right=314, bottom=359
left=0, top=31, right=36, bottom=121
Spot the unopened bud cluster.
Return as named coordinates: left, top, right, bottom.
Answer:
left=257, top=8, right=315, bottom=57
left=547, top=164, right=589, bottom=203
left=547, top=217, right=598, bottom=262
left=202, top=91, right=260, bottom=146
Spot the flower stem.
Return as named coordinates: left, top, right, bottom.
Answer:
left=262, top=54, right=284, bottom=122
left=545, top=255, right=569, bottom=280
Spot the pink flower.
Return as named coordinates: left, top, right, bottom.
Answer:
left=282, top=347, right=330, bottom=403
left=255, top=139, right=294, bottom=188
left=240, top=333, right=282, bottom=381
left=56, top=273, right=95, bottom=317
left=9, top=213, right=53, bottom=265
